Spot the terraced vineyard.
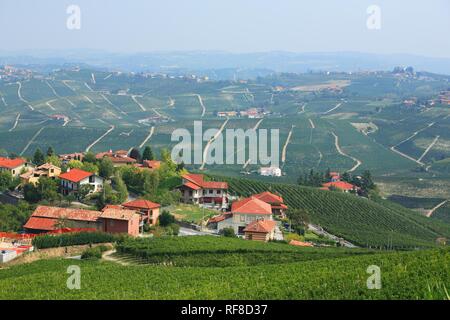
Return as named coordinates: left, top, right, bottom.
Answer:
left=210, top=175, right=450, bottom=248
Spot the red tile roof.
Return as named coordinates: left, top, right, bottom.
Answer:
left=208, top=213, right=232, bottom=224
left=243, top=220, right=276, bottom=233
left=122, top=199, right=161, bottom=210
left=143, top=160, right=161, bottom=169
left=0, top=157, right=26, bottom=169
left=182, top=173, right=228, bottom=189
left=231, top=197, right=272, bottom=215
left=254, top=191, right=284, bottom=205
left=100, top=208, right=139, bottom=221
left=322, top=181, right=356, bottom=191
left=289, top=240, right=314, bottom=247
left=23, top=217, right=57, bottom=231
left=30, top=205, right=101, bottom=222
left=182, top=181, right=202, bottom=190
left=59, top=168, right=94, bottom=183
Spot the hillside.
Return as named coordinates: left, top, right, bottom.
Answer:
left=210, top=175, right=450, bottom=249
left=0, top=245, right=448, bottom=299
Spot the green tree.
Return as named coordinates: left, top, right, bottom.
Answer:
left=98, top=157, right=114, bottom=179
left=113, top=175, right=128, bottom=203
left=142, top=146, right=154, bottom=161
left=46, top=146, right=55, bottom=157
left=81, top=162, right=99, bottom=174
left=143, top=170, right=159, bottom=195
left=0, top=171, right=12, bottom=192
left=129, top=148, right=142, bottom=162
left=287, top=208, right=310, bottom=234
left=45, top=155, right=62, bottom=167
left=221, top=227, right=236, bottom=238
left=33, top=148, right=45, bottom=166
left=159, top=210, right=175, bottom=227
left=83, top=151, right=97, bottom=163
left=37, top=177, right=59, bottom=202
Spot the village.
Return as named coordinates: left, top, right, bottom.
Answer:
left=0, top=146, right=360, bottom=264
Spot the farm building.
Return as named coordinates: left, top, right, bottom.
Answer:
left=259, top=167, right=282, bottom=177
left=243, top=220, right=277, bottom=242
left=122, top=199, right=161, bottom=226
left=59, top=168, right=104, bottom=196
left=135, top=160, right=161, bottom=171
left=96, top=150, right=137, bottom=166
left=321, top=181, right=357, bottom=192
left=253, top=191, right=288, bottom=218
left=20, top=163, right=61, bottom=185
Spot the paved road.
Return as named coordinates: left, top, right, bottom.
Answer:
left=179, top=227, right=216, bottom=236
left=308, top=223, right=357, bottom=248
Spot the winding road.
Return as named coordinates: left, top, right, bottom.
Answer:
left=331, top=132, right=362, bottom=172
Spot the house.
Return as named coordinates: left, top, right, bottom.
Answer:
left=59, top=153, right=84, bottom=165
left=95, top=150, right=137, bottom=166
left=253, top=191, right=288, bottom=218
left=99, top=207, right=140, bottom=236
left=20, top=163, right=61, bottom=185
left=135, top=160, right=161, bottom=171
left=23, top=205, right=140, bottom=236
left=329, top=172, right=341, bottom=182
left=243, top=219, right=277, bottom=242
left=122, top=199, right=161, bottom=226
left=59, top=168, right=104, bottom=196
left=218, top=196, right=273, bottom=235
left=259, top=167, right=282, bottom=177
left=321, top=181, right=357, bottom=193
left=0, top=157, right=31, bottom=177
left=178, top=173, right=228, bottom=210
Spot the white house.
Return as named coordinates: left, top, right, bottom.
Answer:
left=0, top=157, right=32, bottom=177
left=259, top=167, right=282, bottom=177
left=59, top=168, right=104, bottom=197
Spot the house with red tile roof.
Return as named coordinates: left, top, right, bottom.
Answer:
left=321, top=181, right=357, bottom=193
left=96, top=150, right=137, bottom=166
left=243, top=220, right=277, bottom=242
left=0, top=157, right=32, bottom=177
left=24, top=205, right=140, bottom=236
left=122, top=199, right=161, bottom=226
left=178, top=173, right=228, bottom=210
left=216, top=196, right=273, bottom=235
left=135, top=160, right=161, bottom=171
left=253, top=191, right=288, bottom=218
left=59, top=168, right=104, bottom=197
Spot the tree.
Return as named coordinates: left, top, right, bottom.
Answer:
left=159, top=210, right=175, bottom=227
left=0, top=171, right=12, bottom=192
left=33, top=148, right=45, bottom=166
left=81, top=162, right=98, bottom=174
left=78, top=184, right=94, bottom=200
left=83, top=152, right=97, bottom=163
left=0, top=201, right=33, bottom=232
left=68, top=160, right=83, bottom=170
left=45, top=155, right=62, bottom=167
left=142, top=146, right=154, bottom=161
left=98, top=157, right=114, bottom=179
left=143, top=170, right=159, bottom=195
left=113, top=175, right=128, bottom=203
left=287, top=209, right=310, bottom=234
left=129, top=148, right=142, bottom=162
left=221, top=227, right=236, bottom=238
left=37, top=177, right=59, bottom=202
left=23, top=183, right=41, bottom=203
left=46, top=146, right=55, bottom=157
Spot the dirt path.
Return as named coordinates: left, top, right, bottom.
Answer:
left=323, top=102, right=344, bottom=115
left=91, top=73, right=96, bottom=84
left=281, top=125, right=295, bottom=164
left=103, top=74, right=112, bottom=80
left=139, top=126, right=155, bottom=148
left=298, top=103, right=307, bottom=114
left=9, top=113, right=20, bottom=132
left=0, top=91, right=7, bottom=107
left=84, top=82, right=94, bottom=92
left=418, top=135, right=440, bottom=163
left=85, top=125, right=115, bottom=152
left=45, top=80, right=60, bottom=98
left=131, top=95, right=146, bottom=111
left=62, top=80, right=76, bottom=92
left=20, top=126, right=46, bottom=155
left=168, top=97, right=175, bottom=107
left=426, top=200, right=448, bottom=217
left=102, top=250, right=130, bottom=266
left=16, top=82, right=34, bottom=110
left=242, top=119, right=264, bottom=169
left=101, top=93, right=127, bottom=116
left=308, top=118, right=316, bottom=129
left=200, top=118, right=229, bottom=170
left=390, top=146, right=424, bottom=165
left=45, top=99, right=57, bottom=111
left=331, top=132, right=362, bottom=172
left=194, top=94, right=206, bottom=117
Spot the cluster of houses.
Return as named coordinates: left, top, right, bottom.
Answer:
left=320, top=172, right=358, bottom=193
left=216, top=108, right=271, bottom=119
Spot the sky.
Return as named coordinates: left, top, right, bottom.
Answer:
left=0, top=0, right=449, bottom=58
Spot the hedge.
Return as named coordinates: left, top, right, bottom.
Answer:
left=32, top=232, right=125, bottom=249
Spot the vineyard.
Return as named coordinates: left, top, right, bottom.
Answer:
left=0, top=247, right=448, bottom=299
left=209, top=175, right=450, bottom=249
left=115, top=236, right=372, bottom=267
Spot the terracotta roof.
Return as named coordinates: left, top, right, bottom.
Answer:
left=0, top=157, right=26, bottom=169
left=208, top=213, right=232, bottom=224
left=322, top=181, right=356, bottom=191
left=243, top=220, right=276, bottom=233
left=231, top=197, right=272, bottom=215
left=30, top=205, right=101, bottom=222
left=289, top=240, right=314, bottom=247
left=37, top=163, right=60, bottom=171
left=96, top=150, right=136, bottom=163
left=122, top=199, right=161, bottom=210
left=182, top=181, right=201, bottom=190
left=100, top=208, right=139, bottom=221
left=23, top=217, right=57, bottom=231
left=143, top=160, right=161, bottom=169
left=59, top=168, right=94, bottom=183
left=182, top=173, right=228, bottom=189
left=254, top=191, right=284, bottom=205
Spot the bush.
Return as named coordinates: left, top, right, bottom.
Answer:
left=32, top=232, right=121, bottom=249
left=159, top=210, right=175, bottom=227
left=220, top=227, right=236, bottom=238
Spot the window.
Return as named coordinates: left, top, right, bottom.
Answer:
left=89, top=176, right=95, bottom=183
left=240, top=214, right=245, bottom=222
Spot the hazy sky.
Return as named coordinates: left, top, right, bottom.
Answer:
left=1, top=0, right=449, bottom=57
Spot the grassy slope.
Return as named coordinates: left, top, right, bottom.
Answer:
left=0, top=247, right=448, bottom=299
left=210, top=175, right=450, bottom=248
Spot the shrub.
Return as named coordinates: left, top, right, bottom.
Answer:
left=159, top=210, right=175, bottom=227
left=220, top=227, right=236, bottom=238
left=32, top=232, right=120, bottom=249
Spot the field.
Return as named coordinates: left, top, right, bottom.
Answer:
left=0, top=240, right=448, bottom=299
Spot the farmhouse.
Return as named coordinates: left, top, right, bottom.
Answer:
left=217, top=196, right=273, bottom=235
left=96, top=150, right=137, bottom=166
left=135, top=160, right=161, bottom=171
left=0, top=157, right=31, bottom=177
left=321, top=181, right=357, bottom=193
left=122, top=199, right=161, bottom=226
left=253, top=191, right=288, bottom=218
left=59, top=168, right=104, bottom=196
left=59, top=153, right=84, bottom=164
left=20, top=163, right=61, bottom=185
left=243, top=219, right=277, bottom=242
left=23, top=205, right=140, bottom=236
left=259, top=166, right=282, bottom=177
left=178, top=173, right=229, bottom=210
